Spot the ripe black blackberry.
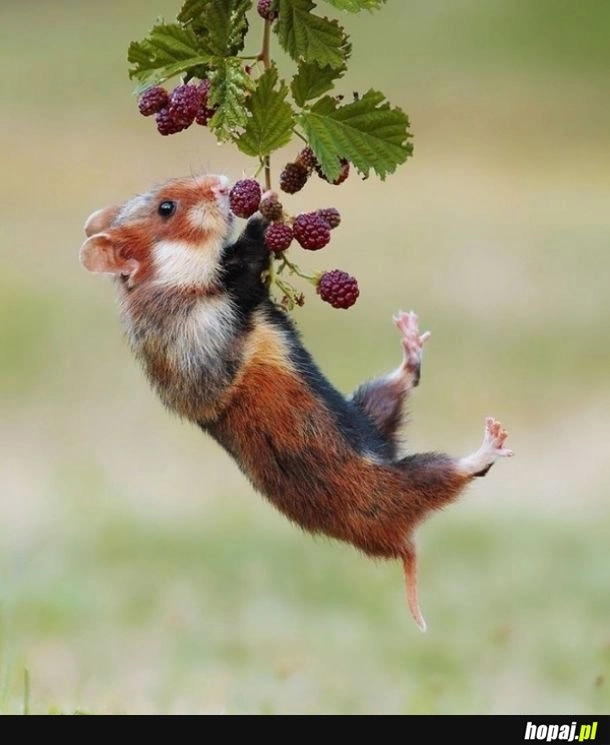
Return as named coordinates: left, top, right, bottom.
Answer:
left=229, top=179, right=262, bottom=218
left=317, top=269, right=359, bottom=309
left=259, top=192, right=284, bottom=222
left=316, top=158, right=350, bottom=185
left=293, top=212, right=331, bottom=250
left=317, top=207, right=341, bottom=229
left=167, top=84, right=203, bottom=129
left=138, top=86, right=169, bottom=116
left=155, top=107, right=186, bottom=136
left=279, top=162, right=309, bottom=194
left=257, top=0, right=278, bottom=21
left=264, top=223, right=293, bottom=253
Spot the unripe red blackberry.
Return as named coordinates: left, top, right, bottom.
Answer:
left=155, top=107, right=186, bottom=136
left=138, top=86, right=169, bottom=116
left=257, top=0, right=278, bottom=21
left=259, top=192, right=284, bottom=222
left=167, top=84, right=203, bottom=129
left=316, top=158, right=350, bottom=185
left=293, top=212, right=331, bottom=250
left=264, top=223, right=293, bottom=253
left=229, top=179, right=262, bottom=218
left=279, top=162, right=309, bottom=194
left=317, top=269, right=359, bottom=309
left=296, top=147, right=318, bottom=174
left=316, top=207, right=341, bottom=229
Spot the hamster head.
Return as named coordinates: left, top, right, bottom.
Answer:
left=80, top=174, right=233, bottom=290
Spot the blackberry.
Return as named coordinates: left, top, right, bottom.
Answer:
left=195, top=104, right=216, bottom=126
left=293, top=212, right=331, bottom=250
left=155, top=107, right=186, bottom=136
left=257, top=0, right=278, bottom=21
left=316, top=207, right=341, bottom=229
left=296, top=147, right=317, bottom=174
left=316, top=158, right=350, bottom=185
left=264, top=223, right=293, bottom=253
left=317, top=269, right=359, bottom=309
left=138, top=86, right=169, bottom=116
left=229, top=179, right=262, bottom=218
left=279, top=162, right=309, bottom=194
left=167, top=84, right=203, bottom=129
left=259, top=192, right=284, bottom=222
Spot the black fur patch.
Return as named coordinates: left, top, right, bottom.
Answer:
left=220, top=217, right=271, bottom=323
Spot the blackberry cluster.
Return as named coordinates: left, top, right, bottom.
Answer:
left=226, top=165, right=358, bottom=310
left=137, top=80, right=217, bottom=136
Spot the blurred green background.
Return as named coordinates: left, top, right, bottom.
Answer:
left=1, top=0, right=609, bottom=714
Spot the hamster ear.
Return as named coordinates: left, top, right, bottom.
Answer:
left=84, top=205, right=121, bottom=237
left=80, top=233, right=139, bottom=284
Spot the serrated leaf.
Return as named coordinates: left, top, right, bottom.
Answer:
left=237, top=67, right=295, bottom=158
left=291, top=60, right=345, bottom=107
left=128, top=23, right=211, bottom=86
left=276, top=0, right=351, bottom=70
left=177, top=0, right=206, bottom=25
left=178, top=0, right=252, bottom=57
left=320, top=0, right=386, bottom=11
left=298, top=90, right=413, bottom=180
left=207, top=57, right=256, bottom=141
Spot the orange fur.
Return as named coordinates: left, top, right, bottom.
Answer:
left=208, top=321, right=471, bottom=558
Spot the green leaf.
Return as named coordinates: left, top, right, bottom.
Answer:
left=128, top=23, right=211, bottom=86
left=291, top=60, right=345, bottom=107
left=276, top=0, right=351, bottom=70
left=320, top=0, right=386, bottom=11
left=298, top=90, right=413, bottom=180
left=237, top=67, right=295, bottom=158
left=207, top=57, right=256, bottom=141
left=178, top=0, right=252, bottom=57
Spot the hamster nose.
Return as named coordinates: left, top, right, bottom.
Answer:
left=214, top=174, right=230, bottom=195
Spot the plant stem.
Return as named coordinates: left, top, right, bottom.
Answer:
left=279, top=254, right=317, bottom=283
left=261, top=19, right=272, bottom=191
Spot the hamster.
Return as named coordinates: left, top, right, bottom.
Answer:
left=80, top=174, right=513, bottom=630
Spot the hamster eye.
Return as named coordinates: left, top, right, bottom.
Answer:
left=158, top=200, right=176, bottom=218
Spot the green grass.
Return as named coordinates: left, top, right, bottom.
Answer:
left=1, top=501, right=609, bottom=714
left=1, top=0, right=609, bottom=714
